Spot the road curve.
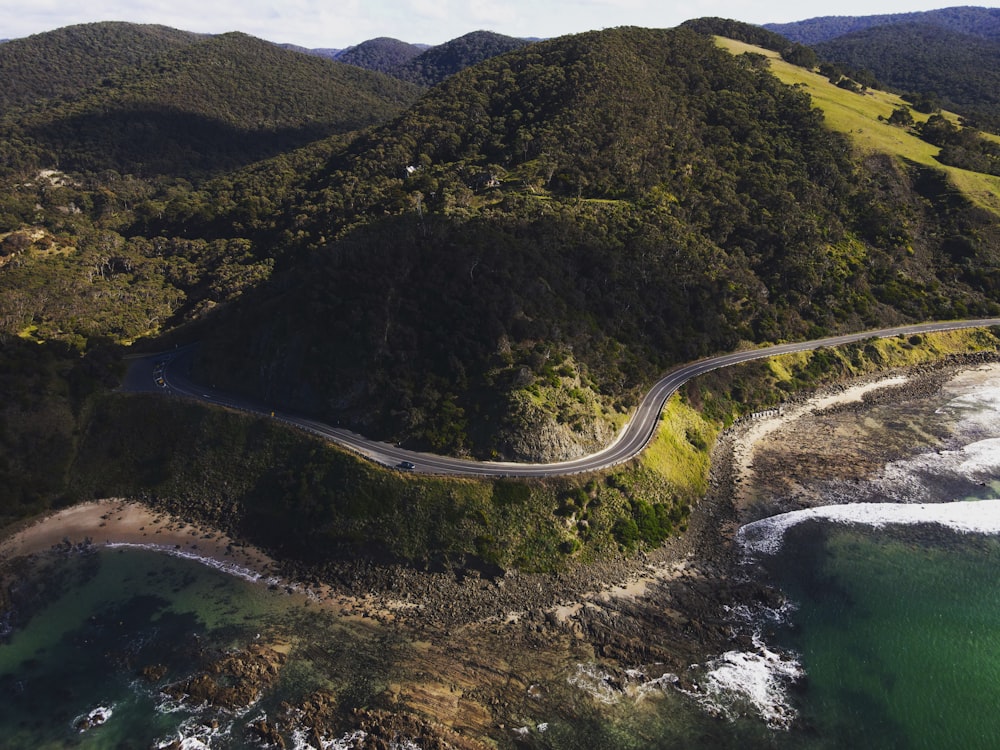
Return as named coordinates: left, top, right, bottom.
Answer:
left=125, top=318, right=1000, bottom=477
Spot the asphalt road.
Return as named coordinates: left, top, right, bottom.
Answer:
left=123, top=318, right=1000, bottom=477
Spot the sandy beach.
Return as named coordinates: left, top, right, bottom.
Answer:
left=0, top=499, right=278, bottom=574
left=731, top=374, right=910, bottom=507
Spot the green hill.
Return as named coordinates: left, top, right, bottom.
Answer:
left=0, top=25, right=423, bottom=177
left=0, top=22, right=202, bottom=111
left=186, top=26, right=1000, bottom=459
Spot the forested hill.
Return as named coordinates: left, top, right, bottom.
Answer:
left=335, top=37, right=425, bottom=74
left=0, top=24, right=424, bottom=177
left=189, top=26, right=1000, bottom=460
left=389, top=30, right=532, bottom=86
left=814, top=23, right=1000, bottom=127
left=765, top=6, right=1000, bottom=45
left=0, top=22, right=202, bottom=111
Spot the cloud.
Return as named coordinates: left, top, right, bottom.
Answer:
left=0, top=0, right=974, bottom=49
left=406, top=0, right=452, bottom=23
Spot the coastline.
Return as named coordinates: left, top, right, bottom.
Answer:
left=4, top=357, right=997, bottom=630
left=0, top=499, right=280, bottom=581
left=3, top=354, right=1000, bottom=745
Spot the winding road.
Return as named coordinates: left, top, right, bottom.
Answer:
left=122, top=318, right=1000, bottom=477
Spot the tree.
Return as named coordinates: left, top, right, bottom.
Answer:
left=0, top=231, right=31, bottom=256
left=887, top=106, right=915, bottom=128
left=917, top=113, right=957, bottom=145
left=781, top=43, right=818, bottom=69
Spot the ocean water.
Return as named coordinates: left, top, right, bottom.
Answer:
left=764, top=521, right=1000, bottom=750
left=727, top=366, right=1000, bottom=750
left=0, top=547, right=398, bottom=749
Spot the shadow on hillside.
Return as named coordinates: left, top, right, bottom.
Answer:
left=29, top=106, right=339, bottom=178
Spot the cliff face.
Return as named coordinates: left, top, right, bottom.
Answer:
left=494, top=390, right=619, bottom=462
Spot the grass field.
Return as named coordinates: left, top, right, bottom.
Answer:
left=716, top=37, right=1000, bottom=214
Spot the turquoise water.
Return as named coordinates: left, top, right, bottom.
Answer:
left=764, top=521, right=1000, bottom=750
left=0, top=548, right=396, bottom=749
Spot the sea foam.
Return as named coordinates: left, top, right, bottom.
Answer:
left=738, top=499, right=1000, bottom=558
left=683, top=634, right=803, bottom=730
left=105, top=542, right=283, bottom=587
left=154, top=713, right=232, bottom=749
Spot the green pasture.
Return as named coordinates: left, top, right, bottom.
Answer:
left=716, top=37, right=1000, bottom=214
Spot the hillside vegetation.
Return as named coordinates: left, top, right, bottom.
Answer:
left=3, top=22, right=1000, bottom=570
left=189, top=26, right=1000, bottom=460
left=0, top=22, right=202, bottom=110
left=713, top=37, right=1000, bottom=213
left=757, top=8, right=1000, bottom=129
left=0, top=24, right=423, bottom=178
left=61, top=329, right=1000, bottom=572
left=814, top=23, right=1000, bottom=129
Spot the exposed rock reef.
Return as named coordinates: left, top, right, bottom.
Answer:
left=161, top=643, right=288, bottom=711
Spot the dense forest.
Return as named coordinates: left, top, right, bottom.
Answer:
left=2, top=19, right=1000, bottom=538
left=765, top=6, right=1000, bottom=45
left=188, top=25, right=1000, bottom=458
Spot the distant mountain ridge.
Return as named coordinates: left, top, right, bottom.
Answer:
left=287, top=31, right=531, bottom=86
left=333, top=37, right=426, bottom=74
left=814, top=22, right=1000, bottom=124
left=388, top=30, right=532, bottom=86
left=765, top=5, right=1000, bottom=44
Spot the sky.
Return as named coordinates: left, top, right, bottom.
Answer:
left=0, top=0, right=975, bottom=49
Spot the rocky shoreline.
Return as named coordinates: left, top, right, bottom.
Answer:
left=3, top=352, right=999, bottom=748
left=285, top=354, right=1000, bottom=632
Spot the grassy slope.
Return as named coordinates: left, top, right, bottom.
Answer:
left=715, top=37, right=1000, bottom=214
left=643, top=327, right=1000, bottom=502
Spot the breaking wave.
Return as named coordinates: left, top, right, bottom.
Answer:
left=681, top=634, right=803, bottom=730
left=738, top=499, right=1000, bottom=558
